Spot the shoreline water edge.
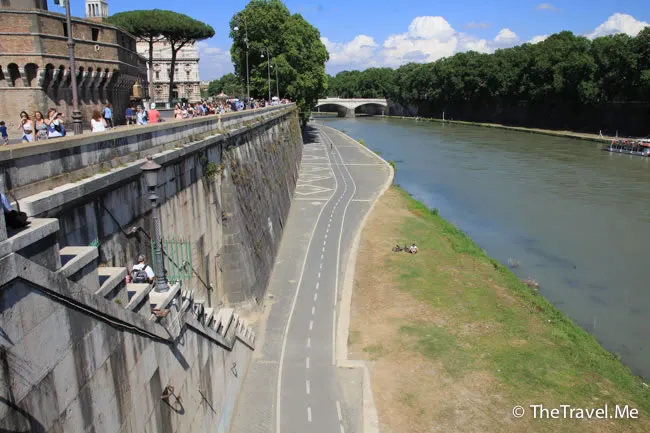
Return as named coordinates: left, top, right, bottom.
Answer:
left=313, top=112, right=622, bottom=143
left=337, top=128, right=650, bottom=431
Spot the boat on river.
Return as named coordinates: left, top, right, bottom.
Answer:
left=603, top=139, right=650, bottom=157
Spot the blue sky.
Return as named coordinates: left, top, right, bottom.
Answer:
left=50, top=0, right=650, bottom=79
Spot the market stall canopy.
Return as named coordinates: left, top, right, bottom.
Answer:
left=217, top=92, right=229, bottom=99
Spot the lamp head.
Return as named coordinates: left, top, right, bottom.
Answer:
left=140, top=155, right=162, bottom=190
left=234, top=26, right=239, bottom=31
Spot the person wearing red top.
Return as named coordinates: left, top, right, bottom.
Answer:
left=148, top=103, right=161, bottom=124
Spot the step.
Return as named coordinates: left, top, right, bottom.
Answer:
left=204, top=308, right=215, bottom=327
left=96, top=267, right=127, bottom=302
left=233, top=313, right=240, bottom=333
left=215, top=308, right=234, bottom=336
left=212, top=308, right=226, bottom=332
left=58, top=246, right=100, bottom=293
left=148, top=281, right=182, bottom=314
left=0, top=218, right=60, bottom=270
left=126, top=283, right=153, bottom=311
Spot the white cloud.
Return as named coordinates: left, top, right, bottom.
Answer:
left=586, top=13, right=649, bottom=39
left=528, top=34, right=549, bottom=44
left=324, top=16, right=520, bottom=73
left=197, top=40, right=234, bottom=81
left=321, top=35, right=379, bottom=69
left=494, top=28, right=519, bottom=45
left=536, top=3, right=557, bottom=11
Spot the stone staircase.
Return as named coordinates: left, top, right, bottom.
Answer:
left=0, top=213, right=255, bottom=351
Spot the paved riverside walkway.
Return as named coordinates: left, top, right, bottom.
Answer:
left=230, top=123, right=391, bottom=433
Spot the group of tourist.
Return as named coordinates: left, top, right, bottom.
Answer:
left=2, top=97, right=293, bottom=143
left=1, top=108, right=67, bottom=144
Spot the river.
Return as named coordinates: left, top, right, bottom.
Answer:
left=318, top=116, right=650, bottom=379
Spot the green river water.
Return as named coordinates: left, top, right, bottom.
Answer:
left=319, top=116, right=650, bottom=379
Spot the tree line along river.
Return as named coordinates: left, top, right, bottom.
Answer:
left=319, top=116, right=650, bottom=380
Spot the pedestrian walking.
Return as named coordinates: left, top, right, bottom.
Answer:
left=91, top=110, right=107, bottom=132
left=45, top=108, right=65, bottom=138
left=18, top=111, right=34, bottom=143
left=136, top=106, right=148, bottom=125
left=103, top=103, right=113, bottom=128
left=125, top=105, right=135, bottom=125
left=34, top=111, right=48, bottom=141
left=1, top=121, right=9, bottom=145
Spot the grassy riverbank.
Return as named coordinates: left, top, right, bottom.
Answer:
left=349, top=186, right=649, bottom=432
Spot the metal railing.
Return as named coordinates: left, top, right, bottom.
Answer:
left=151, top=238, right=193, bottom=284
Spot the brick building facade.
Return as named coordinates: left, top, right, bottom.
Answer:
left=0, top=3, right=147, bottom=131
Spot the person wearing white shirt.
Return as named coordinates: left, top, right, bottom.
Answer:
left=91, top=109, right=107, bottom=132
left=131, top=254, right=155, bottom=283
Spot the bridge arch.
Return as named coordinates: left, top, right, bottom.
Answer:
left=313, top=98, right=388, bottom=118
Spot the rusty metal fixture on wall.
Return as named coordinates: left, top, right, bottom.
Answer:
left=161, top=385, right=184, bottom=412
left=132, top=80, right=143, bottom=98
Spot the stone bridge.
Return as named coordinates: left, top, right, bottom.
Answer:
left=314, top=97, right=388, bottom=117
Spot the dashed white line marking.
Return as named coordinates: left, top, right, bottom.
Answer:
left=307, top=407, right=312, bottom=422
left=332, top=309, right=336, bottom=365
left=306, top=357, right=310, bottom=368
left=320, top=263, right=323, bottom=270
left=340, top=424, right=345, bottom=433
left=307, top=337, right=311, bottom=348
left=306, top=380, right=311, bottom=395
left=314, top=293, right=318, bottom=301
left=316, top=282, right=319, bottom=290
left=309, top=320, right=313, bottom=330
left=323, top=240, right=327, bottom=246
left=336, top=401, right=342, bottom=421
left=324, top=233, right=328, bottom=240
left=277, top=132, right=338, bottom=433
left=321, top=253, right=324, bottom=260
left=318, top=272, right=321, bottom=279
left=312, top=306, right=316, bottom=315
left=328, top=223, right=331, bottom=228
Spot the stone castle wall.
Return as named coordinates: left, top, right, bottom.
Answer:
left=0, top=9, right=146, bottom=129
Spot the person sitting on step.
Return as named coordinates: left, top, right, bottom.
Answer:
left=130, top=254, right=155, bottom=284
left=1, top=189, right=29, bottom=229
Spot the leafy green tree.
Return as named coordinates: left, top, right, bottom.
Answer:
left=207, top=73, right=245, bottom=98
left=230, top=0, right=328, bottom=125
left=107, top=10, right=214, bottom=103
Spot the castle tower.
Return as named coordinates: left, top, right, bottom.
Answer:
left=85, top=0, right=108, bottom=19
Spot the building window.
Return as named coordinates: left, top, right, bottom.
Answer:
left=92, top=28, right=99, bottom=42
left=155, top=71, right=159, bottom=80
left=186, top=71, right=191, bottom=80
left=62, top=23, right=68, bottom=37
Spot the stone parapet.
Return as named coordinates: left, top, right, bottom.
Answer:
left=0, top=105, right=292, bottom=199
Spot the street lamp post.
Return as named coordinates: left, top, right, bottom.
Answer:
left=63, top=0, right=83, bottom=135
left=233, top=15, right=250, bottom=106
left=140, top=156, right=169, bottom=293
left=260, top=47, right=271, bottom=102
left=272, top=62, right=279, bottom=98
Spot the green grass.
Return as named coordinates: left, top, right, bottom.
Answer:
left=363, top=343, right=388, bottom=360
left=388, top=185, right=649, bottom=429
